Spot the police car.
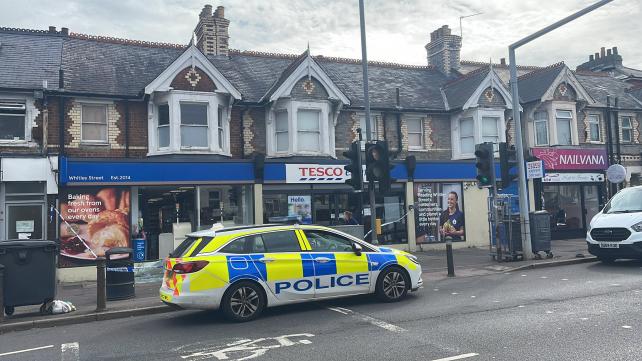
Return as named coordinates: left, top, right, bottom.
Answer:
left=160, top=224, right=423, bottom=321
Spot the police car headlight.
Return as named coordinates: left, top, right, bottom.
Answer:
left=405, top=254, right=420, bottom=265
left=632, top=221, right=642, bottom=232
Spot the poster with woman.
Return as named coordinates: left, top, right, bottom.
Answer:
left=414, top=183, right=466, bottom=244
left=58, top=187, right=130, bottom=267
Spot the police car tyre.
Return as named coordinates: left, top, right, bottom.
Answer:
left=4, top=306, right=14, bottom=316
left=375, top=266, right=409, bottom=302
left=221, top=281, right=266, bottom=322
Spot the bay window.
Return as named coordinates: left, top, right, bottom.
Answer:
left=81, top=104, right=108, bottom=143
left=268, top=100, right=334, bottom=157
left=534, top=111, right=549, bottom=146
left=555, top=110, right=573, bottom=145
left=275, top=111, right=289, bottom=152
left=180, top=103, right=208, bottom=148
left=453, top=109, right=505, bottom=159
left=459, top=117, right=474, bottom=155
left=0, top=102, right=26, bottom=141
left=217, top=106, right=224, bottom=150
left=158, top=104, right=170, bottom=148
left=482, top=116, right=499, bottom=150
left=587, top=114, right=600, bottom=142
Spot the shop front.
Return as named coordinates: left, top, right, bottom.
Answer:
left=0, top=156, right=58, bottom=241
left=58, top=157, right=254, bottom=267
left=532, top=148, right=608, bottom=240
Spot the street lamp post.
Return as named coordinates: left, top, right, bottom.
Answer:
left=508, top=0, right=614, bottom=259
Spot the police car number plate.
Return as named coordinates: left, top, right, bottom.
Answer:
left=160, top=293, right=172, bottom=302
left=599, top=242, right=619, bottom=248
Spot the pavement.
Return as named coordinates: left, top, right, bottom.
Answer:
left=0, top=237, right=593, bottom=334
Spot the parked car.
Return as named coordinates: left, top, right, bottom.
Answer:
left=586, top=186, right=642, bottom=263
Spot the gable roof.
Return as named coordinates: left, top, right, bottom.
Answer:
left=260, top=50, right=309, bottom=102
left=517, top=62, right=566, bottom=103
left=0, top=29, right=63, bottom=91
left=576, top=71, right=642, bottom=109
left=442, top=66, right=491, bottom=110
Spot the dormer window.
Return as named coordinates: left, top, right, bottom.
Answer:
left=452, top=109, right=506, bottom=159
left=267, top=100, right=334, bottom=156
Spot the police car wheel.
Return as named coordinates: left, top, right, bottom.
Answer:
left=221, top=281, right=265, bottom=322
left=376, top=267, right=409, bottom=302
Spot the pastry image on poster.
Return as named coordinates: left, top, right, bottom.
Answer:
left=59, top=188, right=130, bottom=263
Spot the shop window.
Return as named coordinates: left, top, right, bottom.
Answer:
left=407, top=117, right=424, bottom=149
left=81, top=104, right=108, bottom=143
left=261, top=231, right=301, bottom=252
left=180, top=103, right=208, bottom=148
left=297, top=109, right=321, bottom=152
left=158, top=104, right=170, bottom=148
left=0, top=101, right=26, bottom=141
left=199, top=185, right=253, bottom=228
left=587, top=114, right=601, bottom=142
left=621, top=116, right=633, bottom=143
left=555, top=110, right=573, bottom=145
left=534, top=111, right=549, bottom=146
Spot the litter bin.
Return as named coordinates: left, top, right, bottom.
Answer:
left=530, top=211, right=552, bottom=257
left=0, top=240, right=57, bottom=316
left=105, top=247, right=135, bottom=301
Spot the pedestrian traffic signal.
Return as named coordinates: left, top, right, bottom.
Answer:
left=365, top=141, right=394, bottom=193
left=343, top=141, right=363, bottom=190
left=474, top=142, right=495, bottom=188
left=499, top=142, right=519, bottom=189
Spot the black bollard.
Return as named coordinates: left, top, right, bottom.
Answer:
left=96, top=257, right=107, bottom=312
left=446, top=240, right=455, bottom=277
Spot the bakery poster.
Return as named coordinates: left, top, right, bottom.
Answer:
left=59, top=187, right=130, bottom=267
left=414, top=183, right=466, bottom=244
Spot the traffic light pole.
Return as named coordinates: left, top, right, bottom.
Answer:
left=508, top=0, right=613, bottom=259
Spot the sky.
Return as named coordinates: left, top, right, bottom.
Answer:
left=1, top=0, right=641, bottom=70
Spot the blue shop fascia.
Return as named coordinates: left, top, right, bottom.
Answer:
left=57, top=156, right=503, bottom=265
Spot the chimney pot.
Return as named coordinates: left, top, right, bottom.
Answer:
left=607, top=48, right=612, bottom=56
left=613, top=46, right=618, bottom=55
left=595, top=52, right=600, bottom=59
left=48, top=26, right=56, bottom=33
left=600, top=47, right=606, bottom=57
left=500, top=58, right=506, bottom=65
left=589, top=54, right=594, bottom=61
left=201, top=4, right=213, bottom=18
left=215, top=6, right=224, bottom=18
left=61, top=27, right=69, bottom=35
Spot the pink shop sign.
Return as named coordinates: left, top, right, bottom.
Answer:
left=531, top=148, right=608, bottom=170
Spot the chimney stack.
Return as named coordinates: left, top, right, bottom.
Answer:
left=48, top=26, right=56, bottom=33
left=500, top=58, right=506, bottom=66
left=194, top=4, right=230, bottom=56
left=61, top=27, right=69, bottom=36
left=425, top=25, right=461, bottom=75
left=577, top=46, right=624, bottom=72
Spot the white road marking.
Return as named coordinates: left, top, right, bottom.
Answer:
left=580, top=318, right=589, bottom=321
left=326, top=307, right=406, bottom=333
left=540, top=276, right=548, bottom=279
left=561, top=279, right=569, bottom=281
left=521, top=274, right=527, bottom=277
left=431, top=352, right=479, bottom=361
left=181, top=334, right=314, bottom=360
left=61, top=342, right=80, bottom=361
left=470, top=296, right=476, bottom=298
left=622, top=325, right=632, bottom=329
left=451, top=292, right=459, bottom=295
left=610, top=283, right=621, bottom=287
left=433, top=288, right=439, bottom=291
left=546, top=311, right=553, bottom=314
left=0, top=345, right=54, bottom=357
left=517, top=305, right=525, bottom=308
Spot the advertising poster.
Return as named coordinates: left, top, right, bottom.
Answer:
left=288, top=195, right=312, bottom=224
left=59, top=187, right=130, bottom=267
left=414, top=183, right=465, bottom=244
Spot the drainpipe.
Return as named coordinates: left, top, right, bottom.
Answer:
left=58, top=69, right=65, bottom=156
left=395, top=88, right=403, bottom=157
left=42, top=91, right=49, bottom=155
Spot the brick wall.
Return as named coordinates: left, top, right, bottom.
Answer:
left=229, top=107, right=243, bottom=157
left=291, top=77, right=329, bottom=100
left=170, top=66, right=217, bottom=92
left=248, top=108, right=266, bottom=154
left=478, top=88, right=506, bottom=108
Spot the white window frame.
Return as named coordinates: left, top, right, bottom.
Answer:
left=406, top=116, right=425, bottom=150
left=621, top=116, right=633, bottom=143
left=267, top=99, right=333, bottom=157
left=179, top=102, right=209, bottom=149
left=533, top=111, right=549, bottom=146
left=358, top=113, right=378, bottom=149
left=296, top=108, right=322, bottom=153
left=0, top=100, right=28, bottom=144
left=554, top=109, right=574, bottom=146
left=157, top=103, right=170, bottom=149
left=148, top=90, right=231, bottom=156
left=452, top=108, right=506, bottom=159
left=80, top=103, right=109, bottom=144
left=587, top=114, right=601, bottom=143
left=217, top=106, right=225, bottom=151
left=274, top=110, right=289, bottom=153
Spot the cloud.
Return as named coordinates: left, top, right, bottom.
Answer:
left=1, top=0, right=640, bottom=69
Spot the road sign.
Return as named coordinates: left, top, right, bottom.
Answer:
left=526, top=160, right=544, bottom=179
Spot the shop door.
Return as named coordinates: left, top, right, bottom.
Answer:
left=543, top=184, right=584, bottom=239
left=5, top=203, right=44, bottom=240
left=582, top=185, right=601, bottom=227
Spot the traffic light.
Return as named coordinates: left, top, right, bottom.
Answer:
left=474, top=142, right=495, bottom=188
left=499, top=142, right=519, bottom=189
left=365, top=141, right=394, bottom=193
left=343, top=141, right=363, bottom=190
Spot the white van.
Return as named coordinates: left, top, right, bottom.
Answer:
left=586, top=186, right=642, bottom=262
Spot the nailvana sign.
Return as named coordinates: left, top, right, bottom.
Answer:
left=532, top=148, right=608, bottom=171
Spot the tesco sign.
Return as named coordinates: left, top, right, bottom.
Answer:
left=285, top=164, right=350, bottom=183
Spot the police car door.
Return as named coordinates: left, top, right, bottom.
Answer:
left=258, top=230, right=314, bottom=302
left=302, top=230, right=371, bottom=298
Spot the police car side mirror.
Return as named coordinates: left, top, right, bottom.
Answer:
left=352, top=243, right=363, bottom=256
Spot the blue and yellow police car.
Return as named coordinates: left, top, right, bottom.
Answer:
left=160, top=224, right=423, bottom=321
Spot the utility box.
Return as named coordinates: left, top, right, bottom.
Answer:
left=0, top=240, right=57, bottom=316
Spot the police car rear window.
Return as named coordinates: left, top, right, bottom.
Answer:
left=171, top=236, right=213, bottom=257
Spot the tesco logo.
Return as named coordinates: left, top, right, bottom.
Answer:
left=286, top=164, right=350, bottom=183
left=298, top=167, right=345, bottom=177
